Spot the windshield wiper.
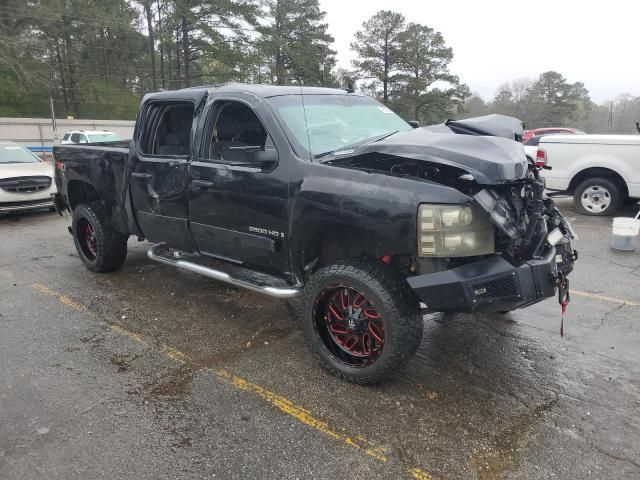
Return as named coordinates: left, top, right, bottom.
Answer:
left=313, top=130, right=399, bottom=161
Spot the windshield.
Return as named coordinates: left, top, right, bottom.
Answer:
left=267, top=95, right=412, bottom=158
left=87, top=133, right=122, bottom=142
left=0, top=145, right=41, bottom=164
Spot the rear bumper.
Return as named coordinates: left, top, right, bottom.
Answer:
left=407, top=248, right=559, bottom=312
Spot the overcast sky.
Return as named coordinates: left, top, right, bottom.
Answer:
left=319, top=0, right=640, bottom=104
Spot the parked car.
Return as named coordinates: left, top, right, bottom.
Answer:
left=0, top=141, right=56, bottom=214
left=540, top=134, right=640, bottom=215
left=52, top=85, right=576, bottom=384
left=522, top=127, right=585, bottom=142
left=61, top=130, right=123, bottom=144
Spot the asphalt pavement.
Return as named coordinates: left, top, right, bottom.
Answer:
left=1, top=198, right=639, bottom=479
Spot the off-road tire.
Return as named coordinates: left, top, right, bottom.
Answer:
left=301, top=259, right=423, bottom=385
left=573, top=177, right=622, bottom=216
left=72, top=202, right=128, bottom=272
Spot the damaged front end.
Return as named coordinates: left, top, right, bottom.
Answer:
left=408, top=161, right=577, bottom=312
left=326, top=114, right=577, bottom=313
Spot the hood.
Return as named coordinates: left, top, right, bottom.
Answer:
left=442, top=114, right=524, bottom=141
left=0, top=161, right=53, bottom=180
left=356, top=127, right=528, bottom=184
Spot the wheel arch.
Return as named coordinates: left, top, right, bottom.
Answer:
left=293, top=222, right=413, bottom=282
left=67, top=180, right=101, bottom=211
left=568, top=167, right=628, bottom=197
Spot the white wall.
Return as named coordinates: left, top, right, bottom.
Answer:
left=0, top=117, right=135, bottom=147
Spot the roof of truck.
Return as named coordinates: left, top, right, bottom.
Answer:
left=145, top=83, right=360, bottom=100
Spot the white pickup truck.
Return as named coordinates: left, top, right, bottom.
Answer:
left=537, top=134, right=640, bottom=215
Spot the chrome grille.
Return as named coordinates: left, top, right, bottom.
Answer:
left=0, top=176, right=51, bottom=193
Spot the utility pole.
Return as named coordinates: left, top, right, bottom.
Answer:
left=608, top=101, right=614, bottom=133
left=50, top=96, right=58, bottom=143
left=49, top=96, right=57, bottom=170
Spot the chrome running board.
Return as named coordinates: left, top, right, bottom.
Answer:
left=147, top=244, right=301, bottom=299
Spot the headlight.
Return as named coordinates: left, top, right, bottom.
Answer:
left=418, top=204, right=495, bottom=257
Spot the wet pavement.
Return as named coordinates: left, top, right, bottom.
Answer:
left=1, top=198, right=639, bottom=479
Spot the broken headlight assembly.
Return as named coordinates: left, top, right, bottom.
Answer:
left=418, top=204, right=495, bottom=257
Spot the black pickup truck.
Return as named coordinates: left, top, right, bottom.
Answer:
left=53, top=84, right=577, bottom=384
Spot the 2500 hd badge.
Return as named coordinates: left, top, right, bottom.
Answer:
left=249, top=226, right=285, bottom=238
left=52, top=83, right=577, bottom=384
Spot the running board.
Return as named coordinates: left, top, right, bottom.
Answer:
left=147, top=244, right=301, bottom=299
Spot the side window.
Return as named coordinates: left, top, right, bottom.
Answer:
left=139, top=101, right=194, bottom=156
left=70, top=133, right=81, bottom=143
left=201, top=101, right=274, bottom=164
left=79, top=134, right=89, bottom=144
left=62, top=133, right=70, bottom=141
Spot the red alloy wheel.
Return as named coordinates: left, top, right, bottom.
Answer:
left=314, top=286, right=385, bottom=367
left=85, top=222, right=97, bottom=257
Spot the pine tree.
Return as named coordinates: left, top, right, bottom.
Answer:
left=257, top=0, right=335, bottom=85
left=350, top=10, right=405, bottom=104
left=393, top=22, right=468, bottom=123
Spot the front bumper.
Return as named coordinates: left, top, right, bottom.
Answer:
left=0, top=182, right=56, bottom=214
left=407, top=247, right=561, bottom=312
left=0, top=198, right=53, bottom=213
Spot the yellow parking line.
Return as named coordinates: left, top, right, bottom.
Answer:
left=33, top=283, right=434, bottom=479
left=162, top=345, right=187, bottom=364
left=410, top=468, right=434, bottom=480
left=110, top=325, right=146, bottom=344
left=213, top=369, right=389, bottom=463
left=571, top=289, right=640, bottom=307
left=33, top=283, right=86, bottom=311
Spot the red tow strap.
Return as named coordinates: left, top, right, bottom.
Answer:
left=558, top=273, right=570, bottom=337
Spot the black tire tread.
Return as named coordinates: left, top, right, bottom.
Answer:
left=72, top=202, right=128, bottom=272
left=573, top=177, right=622, bottom=216
left=302, top=259, right=422, bottom=385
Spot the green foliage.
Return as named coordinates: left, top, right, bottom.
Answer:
left=392, top=23, right=468, bottom=123
left=5, top=1, right=632, bottom=132
left=350, top=12, right=468, bottom=123
left=525, top=71, right=592, bottom=128
left=350, top=10, right=405, bottom=103
left=481, top=73, right=593, bottom=130
left=256, top=0, right=335, bottom=86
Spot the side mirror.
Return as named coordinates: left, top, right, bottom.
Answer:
left=408, top=120, right=420, bottom=129
left=254, top=147, right=278, bottom=166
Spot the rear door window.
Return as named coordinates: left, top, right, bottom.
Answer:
left=70, top=133, right=81, bottom=143
left=139, top=102, right=195, bottom=157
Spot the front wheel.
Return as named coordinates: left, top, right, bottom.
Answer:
left=573, top=177, right=622, bottom=216
left=301, top=260, right=423, bottom=384
left=72, top=203, right=128, bottom=272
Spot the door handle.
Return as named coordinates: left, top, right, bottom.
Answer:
left=131, top=172, right=153, bottom=180
left=192, top=179, right=214, bottom=188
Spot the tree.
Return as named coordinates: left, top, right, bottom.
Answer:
left=463, top=93, right=488, bottom=118
left=257, top=0, right=335, bottom=86
left=350, top=10, right=405, bottom=104
left=489, top=78, right=534, bottom=122
left=392, top=22, right=468, bottom=123
left=525, top=71, right=590, bottom=128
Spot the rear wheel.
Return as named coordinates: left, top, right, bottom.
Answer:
left=301, top=260, right=423, bottom=384
left=573, top=177, right=622, bottom=216
left=72, top=203, right=128, bottom=272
